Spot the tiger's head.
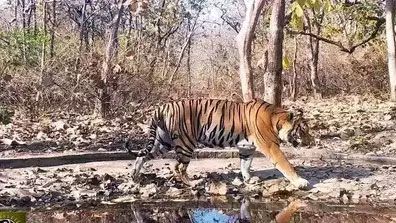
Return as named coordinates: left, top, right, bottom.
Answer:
left=277, top=109, right=314, bottom=147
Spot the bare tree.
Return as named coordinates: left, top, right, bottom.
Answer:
left=263, top=0, right=285, bottom=106
left=386, top=0, right=396, bottom=101
left=40, top=1, right=47, bottom=78
left=49, top=0, right=56, bottom=58
left=79, top=0, right=89, bottom=52
left=305, top=10, right=324, bottom=99
left=290, top=36, right=298, bottom=101
left=236, top=0, right=267, bottom=102
left=96, top=0, right=126, bottom=117
left=186, top=18, right=192, bottom=98
left=168, top=4, right=202, bottom=85
left=33, top=0, right=37, bottom=34
left=21, top=0, right=27, bottom=63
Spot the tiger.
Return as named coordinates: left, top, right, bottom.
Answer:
left=125, top=98, right=314, bottom=189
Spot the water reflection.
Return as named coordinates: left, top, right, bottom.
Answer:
left=26, top=198, right=396, bottom=223
left=186, top=199, right=304, bottom=223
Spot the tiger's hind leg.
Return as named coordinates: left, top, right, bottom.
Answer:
left=131, top=127, right=173, bottom=180
left=237, top=140, right=256, bottom=183
left=132, top=143, right=173, bottom=180
left=175, top=148, right=193, bottom=186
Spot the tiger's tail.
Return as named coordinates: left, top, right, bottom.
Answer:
left=125, top=107, right=162, bottom=157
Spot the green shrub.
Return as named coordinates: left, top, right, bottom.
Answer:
left=0, top=29, right=50, bottom=67
left=0, top=106, right=14, bottom=125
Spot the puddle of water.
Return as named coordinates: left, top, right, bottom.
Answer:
left=6, top=199, right=396, bottom=223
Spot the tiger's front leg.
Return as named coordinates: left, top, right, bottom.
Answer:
left=256, top=141, right=309, bottom=189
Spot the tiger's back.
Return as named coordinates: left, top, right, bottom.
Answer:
left=152, top=99, right=276, bottom=150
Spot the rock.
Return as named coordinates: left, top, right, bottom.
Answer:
left=81, top=190, right=97, bottom=198
left=86, top=175, right=101, bottom=186
left=190, top=178, right=205, bottom=188
left=206, top=182, right=228, bottom=195
left=267, top=183, right=281, bottom=194
left=351, top=193, right=361, bottom=203
left=340, top=127, right=355, bottom=139
left=1, top=138, right=19, bottom=146
left=141, top=183, right=157, bottom=198
left=166, top=187, right=183, bottom=197
left=71, top=190, right=81, bottom=201
left=36, top=131, right=47, bottom=140
left=384, top=114, right=393, bottom=121
left=322, top=178, right=338, bottom=183
left=248, top=176, right=261, bottom=184
left=112, top=196, right=137, bottom=203
left=231, top=177, right=243, bottom=187
left=117, top=182, right=134, bottom=191
left=52, top=120, right=66, bottom=131
left=341, top=194, right=349, bottom=203
left=305, top=193, right=319, bottom=201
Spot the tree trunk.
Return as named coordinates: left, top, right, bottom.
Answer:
left=75, top=0, right=89, bottom=69
left=236, top=0, right=267, bottom=102
left=96, top=0, right=126, bottom=118
left=50, top=0, right=56, bottom=58
left=168, top=31, right=193, bottom=84
left=26, top=1, right=32, bottom=32
left=308, top=36, right=322, bottom=99
left=168, top=17, right=198, bottom=85
left=386, top=0, right=396, bottom=101
left=80, top=0, right=89, bottom=51
left=40, top=1, right=47, bottom=78
left=290, top=37, right=298, bottom=101
left=263, top=0, right=285, bottom=106
left=33, top=0, right=37, bottom=35
left=14, top=1, right=18, bottom=29
left=187, top=18, right=192, bottom=98
left=36, top=1, right=47, bottom=102
left=21, top=0, right=27, bottom=63
left=187, top=37, right=192, bottom=98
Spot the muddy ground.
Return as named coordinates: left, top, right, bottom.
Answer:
left=1, top=154, right=396, bottom=209
left=1, top=96, right=396, bottom=210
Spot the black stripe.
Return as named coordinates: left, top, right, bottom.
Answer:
left=176, top=146, right=193, bottom=157
left=196, top=100, right=203, bottom=139
left=189, top=100, right=195, bottom=138
left=219, top=102, right=226, bottom=131
left=218, top=136, right=224, bottom=146
left=214, top=100, right=221, bottom=110
left=204, top=100, right=209, bottom=112
left=207, top=106, right=216, bottom=127
left=209, top=126, right=217, bottom=139
left=177, top=102, right=195, bottom=148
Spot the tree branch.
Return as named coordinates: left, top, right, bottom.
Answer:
left=0, top=36, right=10, bottom=45
left=287, top=17, right=385, bottom=54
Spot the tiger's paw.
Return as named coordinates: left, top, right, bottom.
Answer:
left=180, top=174, right=192, bottom=186
left=292, top=177, right=309, bottom=189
